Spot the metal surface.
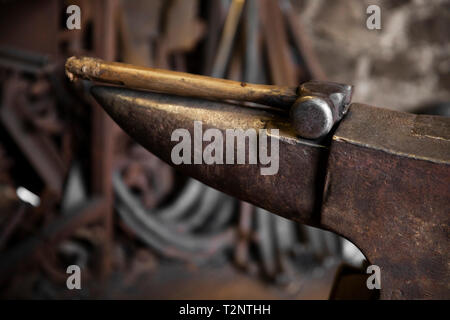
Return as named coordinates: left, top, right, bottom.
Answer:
left=113, top=171, right=235, bottom=263
left=88, top=83, right=449, bottom=299
left=90, top=86, right=326, bottom=225
left=290, top=81, right=353, bottom=139
left=211, top=0, right=245, bottom=78
left=321, top=103, right=450, bottom=299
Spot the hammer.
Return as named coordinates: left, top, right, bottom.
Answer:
left=65, top=56, right=352, bottom=139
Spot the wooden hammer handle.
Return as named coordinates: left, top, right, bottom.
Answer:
left=65, top=56, right=298, bottom=109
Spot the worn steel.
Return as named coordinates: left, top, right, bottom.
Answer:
left=65, top=57, right=352, bottom=139
left=290, top=81, right=352, bottom=139
left=90, top=85, right=325, bottom=225
left=321, top=104, right=450, bottom=299
left=86, top=82, right=450, bottom=299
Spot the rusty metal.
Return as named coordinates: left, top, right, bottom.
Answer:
left=90, top=0, right=119, bottom=278
left=259, top=0, right=297, bottom=86
left=90, top=85, right=325, bottom=225
left=86, top=77, right=449, bottom=299
left=0, top=57, right=66, bottom=196
left=113, top=143, right=235, bottom=264
left=281, top=0, right=327, bottom=81
left=320, top=104, right=450, bottom=299
left=0, top=203, right=27, bottom=251
left=239, top=0, right=342, bottom=283
left=211, top=0, right=245, bottom=78
left=113, top=171, right=235, bottom=263
left=0, top=197, right=106, bottom=282
left=0, top=0, right=119, bottom=288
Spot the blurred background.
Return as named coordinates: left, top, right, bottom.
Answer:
left=0, top=0, right=448, bottom=299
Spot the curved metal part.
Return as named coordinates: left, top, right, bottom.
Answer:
left=207, top=194, right=236, bottom=231
left=174, top=187, right=226, bottom=232
left=289, top=80, right=353, bottom=139
left=113, top=171, right=235, bottom=262
left=92, top=85, right=327, bottom=227
left=183, top=193, right=235, bottom=233
left=158, top=178, right=205, bottom=220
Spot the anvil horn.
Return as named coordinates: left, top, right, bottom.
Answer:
left=91, top=85, right=327, bottom=227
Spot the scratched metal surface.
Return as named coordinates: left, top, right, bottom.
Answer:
left=321, top=103, right=450, bottom=299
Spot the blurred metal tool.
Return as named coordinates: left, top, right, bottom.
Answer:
left=66, top=56, right=352, bottom=139
left=67, top=58, right=449, bottom=299
left=211, top=0, right=245, bottom=78
left=113, top=171, right=235, bottom=263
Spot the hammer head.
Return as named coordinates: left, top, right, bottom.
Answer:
left=290, top=81, right=353, bottom=139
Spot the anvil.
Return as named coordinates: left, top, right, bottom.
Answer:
left=66, top=57, right=449, bottom=299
